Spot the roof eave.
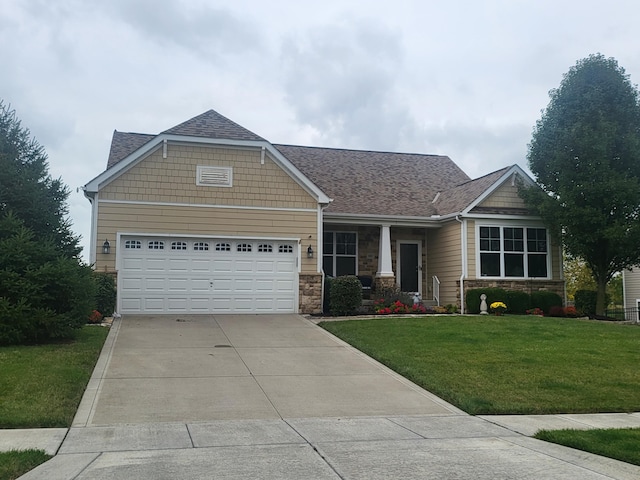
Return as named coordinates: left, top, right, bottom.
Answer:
left=323, top=212, right=443, bottom=227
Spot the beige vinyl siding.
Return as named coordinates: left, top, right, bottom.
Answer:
left=100, top=144, right=317, bottom=210
left=466, top=219, right=476, bottom=280
left=95, top=202, right=318, bottom=274
left=479, top=181, right=527, bottom=209
left=426, top=220, right=462, bottom=305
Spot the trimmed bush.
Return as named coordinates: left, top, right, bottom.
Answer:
left=329, top=276, right=362, bottom=316
left=548, top=305, right=566, bottom=317
left=94, top=273, right=116, bottom=316
left=504, top=290, right=531, bottom=314
left=465, top=288, right=508, bottom=314
left=530, top=291, right=563, bottom=315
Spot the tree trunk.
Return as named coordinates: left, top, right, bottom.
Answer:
left=596, top=278, right=607, bottom=316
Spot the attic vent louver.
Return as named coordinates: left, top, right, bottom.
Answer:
left=197, top=166, right=233, bottom=187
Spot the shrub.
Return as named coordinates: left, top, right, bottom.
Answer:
left=329, top=276, right=362, bottom=316
left=548, top=305, right=566, bottom=317
left=323, top=277, right=332, bottom=314
left=526, top=307, right=544, bottom=316
left=504, top=290, right=531, bottom=314
left=445, top=304, right=459, bottom=314
left=574, top=289, right=597, bottom=316
left=465, top=288, right=507, bottom=313
left=530, top=291, right=563, bottom=315
left=375, top=286, right=414, bottom=308
left=0, top=214, right=95, bottom=345
left=94, top=273, right=116, bottom=316
left=564, top=306, right=578, bottom=317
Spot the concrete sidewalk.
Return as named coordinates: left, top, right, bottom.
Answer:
left=4, top=314, right=640, bottom=479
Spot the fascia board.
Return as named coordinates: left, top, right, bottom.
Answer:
left=462, top=164, right=536, bottom=215
left=83, top=134, right=332, bottom=204
left=323, top=212, right=441, bottom=227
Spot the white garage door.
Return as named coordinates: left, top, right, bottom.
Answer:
left=119, top=236, right=298, bottom=314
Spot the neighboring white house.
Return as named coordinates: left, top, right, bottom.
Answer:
left=622, top=268, right=640, bottom=322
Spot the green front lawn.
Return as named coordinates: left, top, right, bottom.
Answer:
left=0, top=450, right=51, bottom=480
left=320, top=316, right=640, bottom=414
left=0, top=326, right=109, bottom=428
left=535, top=428, right=640, bottom=466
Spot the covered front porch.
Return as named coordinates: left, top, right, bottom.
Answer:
left=322, top=222, right=445, bottom=305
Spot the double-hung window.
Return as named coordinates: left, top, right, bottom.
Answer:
left=323, top=232, right=357, bottom=277
left=479, top=226, right=548, bottom=278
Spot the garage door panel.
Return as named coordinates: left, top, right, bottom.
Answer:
left=119, top=236, right=297, bottom=314
left=234, top=260, right=254, bottom=273
left=212, top=260, right=233, bottom=272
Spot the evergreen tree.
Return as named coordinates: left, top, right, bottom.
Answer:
left=0, top=101, right=80, bottom=257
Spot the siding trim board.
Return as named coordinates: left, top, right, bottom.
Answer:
left=98, top=199, right=317, bottom=213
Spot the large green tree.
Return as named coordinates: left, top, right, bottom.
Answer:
left=0, top=101, right=80, bottom=257
left=0, top=102, right=93, bottom=344
left=521, top=54, right=640, bottom=315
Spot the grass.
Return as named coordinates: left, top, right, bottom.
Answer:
left=0, top=326, right=109, bottom=428
left=320, top=315, right=640, bottom=415
left=0, top=450, right=51, bottom=480
left=535, top=428, right=640, bottom=466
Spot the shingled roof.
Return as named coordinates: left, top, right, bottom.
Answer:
left=103, top=109, right=516, bottom=218
left=434, top=167, right=511, bottom=215
left=162, top=109, right=265, bottom=142
left=107, top=131, right=155, bottom=168
left=273, top=144, right=471, bottom=217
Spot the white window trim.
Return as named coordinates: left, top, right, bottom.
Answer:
left=323, top=231, right=358, bottom=277
left=196, top=165, right=233, bottom=187
left=475, top=223, right=551, bottom=280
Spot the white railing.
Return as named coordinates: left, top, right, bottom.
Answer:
left=432, top=275, right=440, bottom=306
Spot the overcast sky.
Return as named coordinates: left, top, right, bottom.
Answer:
left=2, top=0, right=640, bottom=259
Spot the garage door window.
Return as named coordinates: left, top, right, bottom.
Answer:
left=125, top=240, right=141, bottom=249
left=215, top=243, right=230, bottom=251
left=237, top=243, right=252, bottom=252
left=193, top=242, right=209, bottom=251
left=148, top=241, right=164, bottom=250
left=279, top=244, right=293, bottom=253
left=258, top=244, right=273, bottom=253
left=171, top=241, right=187, bottom=250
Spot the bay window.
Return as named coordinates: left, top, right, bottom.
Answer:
left=323, top=231, right=357, bottom=277
left=479, top=226, right=548, bottom=278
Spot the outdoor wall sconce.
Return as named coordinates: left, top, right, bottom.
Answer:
left=307, top=245, right=314, bottom=258
left=102, top=239, right=111, bottom=255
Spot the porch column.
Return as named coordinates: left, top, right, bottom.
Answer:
left=376, top=224, right=394, bottom=277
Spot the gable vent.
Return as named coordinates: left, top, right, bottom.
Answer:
left=197, top=166, right=233, bottom=187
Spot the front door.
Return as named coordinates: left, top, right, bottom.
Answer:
left=399, top=242, right=420, bottom=292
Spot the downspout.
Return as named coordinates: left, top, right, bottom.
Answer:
left=319, top=203, right=330, bottom=313
left=456, top=215, right=466, bottom=314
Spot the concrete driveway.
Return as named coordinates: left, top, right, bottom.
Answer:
left=76, top=314, right=459, bottom=426
left=20, top=314, right=640, bottom=479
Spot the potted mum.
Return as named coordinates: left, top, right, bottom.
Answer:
left=489, top=301, right=507, bottom=316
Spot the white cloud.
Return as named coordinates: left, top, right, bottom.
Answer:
left=2, top=0, right=640, bottom=259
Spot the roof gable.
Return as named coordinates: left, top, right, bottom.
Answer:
left=434, top=167, right=510, bottom=215
left=434, top=164, right=536, bottom=216
left=161, top=109, right=265, bottom=142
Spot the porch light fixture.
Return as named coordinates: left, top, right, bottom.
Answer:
left=307, top=245, right=314, bottom=258
left=102, top=239, right=111, bottom=255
